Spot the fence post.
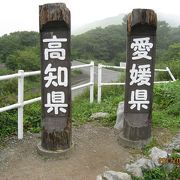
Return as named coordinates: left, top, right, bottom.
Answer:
left=98, top=64, right=102, bottom=103
left=166, top=67, right=176, bottom=81
left=119, top=63, right=121, bottom=83
left=90, top=61, right=94, bottom=103
left=18, top=70, right=24, bottom=139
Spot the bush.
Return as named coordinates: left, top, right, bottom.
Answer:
left=24, top=103, right=41, bottom=133
left=156, top=60, right=180, bottom=81
left=153, top=81, right=180, bottom=112
left=0, top=110, right=17, bottom=140
left=0, top=79, right=18, bottom=107
left=153, top=80, right=180, bottom=129
left=5, top=46, right=40, bottom=71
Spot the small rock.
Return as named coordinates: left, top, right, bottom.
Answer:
left=163, top=163, right=175, bottom=172
left=149, top=147, right=168, bottom=166
left=165, top=133, right=180, bottom=151
left=126, top=166, right=143, bottom=177
left=90, top=112, right=109, bottom=120
left=104, top=166, right=110, bottom=171
left=114, top=102, right=124, bottom=130
left=126, top=158, right=155, bottom=177
left=103, top=171, right=132, bottom=180
left=96, top=175, right=103, bottom=180
left=85, top=165, right=90, bottom=169
left=138, top=158, right=155, bottom=169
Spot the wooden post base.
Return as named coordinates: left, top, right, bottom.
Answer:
left=118, top=131, right=151, bottom=149
left=37, top=142, right=74, bottom=159
left=123, top=113, right=151, bottom=141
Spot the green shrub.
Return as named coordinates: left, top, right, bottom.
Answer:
left=153, top=81, right=180, bottom=129
left=24, top=103, right=41, bottom=133
left=156, top=60, right=180, bottom=81
left=0, top=103, right=42, bottom=141
left=0, top=110, right=17, bottom=140
left=132, top=165, right=180, bottom=179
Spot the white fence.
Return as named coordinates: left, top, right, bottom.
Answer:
left=97, top=64, right=176, bottom=103
left=0, top=61, right=94, bottom=139
left=0, top=61, right=177, bottom=139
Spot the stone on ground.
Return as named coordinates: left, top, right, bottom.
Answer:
left=126, top=158, right=155, bottom=177
left=90, top=112, right=109, bottom=120
left=165, top=133, right=180, bottom=151
left=114, top=102, right=124, bottom=130
left=97, top=170, right=132, bottom=180
left=96, top=175, right=103, bottom=180
left=149, top=147, right=168, bottom=166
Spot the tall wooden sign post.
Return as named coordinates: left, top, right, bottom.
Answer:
left=37, top=3, right=73, bottom=157
left=119, top=9, right=157, bottom=148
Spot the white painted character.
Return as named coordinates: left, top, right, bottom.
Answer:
left=45, top=91, right=68, bottom=114
left=43, top=35, right=67, bottom=60
left=130, top=64, right=151, bottom=86
left=128, top=89, right=149, bottom=111
left=44, top=63, right=68, bottom=88
left=131, top=37, right=153, bottom=60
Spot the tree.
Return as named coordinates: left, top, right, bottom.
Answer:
left=0, top=31, right=39, bottom=63
left=6, top=46, right=40, bottom=71
left=72, top=25, right=126, bottom=63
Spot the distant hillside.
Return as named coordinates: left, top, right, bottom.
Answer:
left=158, top=12, right=180, bottom=27
left=72, top=20, right=180, bottom=66
left=72, top=12, right=180, bottom=35
left=72, top=14, right=125, bottom=35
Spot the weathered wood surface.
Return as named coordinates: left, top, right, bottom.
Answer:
left=123, top=9, right=157, bottom=145
left=39, top=3, right=70, bottom=30
left=39, top=3, right=72, bottom=151
left=127, top=9, right=157, bottom=33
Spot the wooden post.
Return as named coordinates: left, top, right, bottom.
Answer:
left=119, top=9, right=157, bottom=148
left=37, top=3, right=73, bottom=157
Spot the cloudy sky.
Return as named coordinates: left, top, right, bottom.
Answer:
left=0, top=0, right=180, bottom=36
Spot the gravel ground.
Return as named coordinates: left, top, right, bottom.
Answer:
left=0, top=123, right=131, bottom=180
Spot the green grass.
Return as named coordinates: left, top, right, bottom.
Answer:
left=0, top=78, right=180, bottom=179
left=152, top=81, right=180, bottom=131
left=132, top=166, right=180, bottom=180
left=71, top=69, right=82, bottom=77
left=73, top=81, right=180, bottom=129
left=72, top=85, right=124, bottom=126
left=1, top=81, right=180, bottom=141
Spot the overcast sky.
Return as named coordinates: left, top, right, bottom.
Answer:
left=0, top=0, right=180, bottom=36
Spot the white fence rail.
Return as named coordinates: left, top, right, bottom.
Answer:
left=0, top=61, right=94, bottom=139
left=0, top=61, right=176, bottom=139
left=97, top=64, right=176, bottom=103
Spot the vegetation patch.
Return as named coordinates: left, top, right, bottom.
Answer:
left=72, top=85, right=124, bottom=126
left=0, top=81, right=179, bottom=142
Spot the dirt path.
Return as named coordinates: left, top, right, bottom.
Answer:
left=0, top=123, right=131, bottom=180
